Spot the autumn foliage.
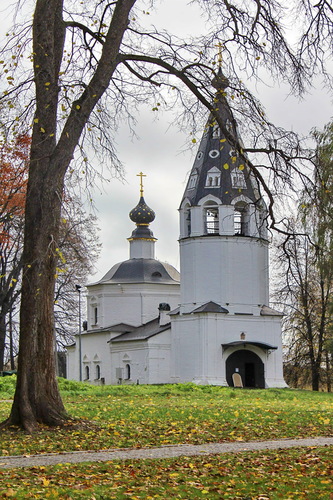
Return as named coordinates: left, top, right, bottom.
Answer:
left=0, top=133, right=30, bottom=243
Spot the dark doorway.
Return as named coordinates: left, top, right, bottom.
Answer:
left=245, top=363, right=255, bottom=387
left=226, top=350, right=265, bottom=388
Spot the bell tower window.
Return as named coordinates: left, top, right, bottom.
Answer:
left=204, top=204, right=219, bottom=234
left=234, top=202, right=249, bottom=236
left=186, top=209, right=191, bottom=237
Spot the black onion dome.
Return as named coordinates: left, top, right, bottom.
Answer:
left=129, top=196, right=155, bottom=225
left=211, top=67, right=230, bottom=90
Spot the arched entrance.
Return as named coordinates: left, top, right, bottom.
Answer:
left=226, top=350, right=265, bottom=388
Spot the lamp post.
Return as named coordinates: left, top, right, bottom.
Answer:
left=76, top=284, right=82, bottom=382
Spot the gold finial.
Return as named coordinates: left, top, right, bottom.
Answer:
left=137, top=171, right=146, bottom=197
left=215, top=42, right=224, bottom=68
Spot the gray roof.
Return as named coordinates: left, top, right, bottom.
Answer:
left=110, top=317, right=170, bottom=343
left=260, top=305, right=283, bottom=317
left=191, top=301, right=229, bottom=314
left=181, top=73, right=261, bottom=208
left=95, top=258, right=180, bottom=285
left=222, top=341, right=277, bottom=351
left=82, top=323, right=134, bottom=336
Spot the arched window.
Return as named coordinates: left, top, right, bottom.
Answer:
left=188, top=172, right=198, bottom=189
left=205, top=167, right=221, bottom=188
left=96, top=364, right=101, bottom=380
left=125, top=364, right=131, bottom=380
left=182, top=204, right=191, bottom=237
left=204, top=203, right=219, bottom=234
left=234, top=202, right=249, bottom=236
left=85, top=365, right=90, bottom=380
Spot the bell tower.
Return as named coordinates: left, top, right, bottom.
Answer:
left=171, top=69, right=286, bottom=388
left=179, top=69, right=268, bottom=315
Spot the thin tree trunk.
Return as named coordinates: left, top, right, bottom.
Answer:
left=9, top=308, right=15, bottom=371
left=325, top=350, right=331, bottom=392
left=0, top=312, right=6, bottom=371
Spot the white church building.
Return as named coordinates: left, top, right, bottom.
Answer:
left=67, top=70, right=286, bottom=388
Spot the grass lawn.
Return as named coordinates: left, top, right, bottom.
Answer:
left=0, top=378, right=332, bottom=499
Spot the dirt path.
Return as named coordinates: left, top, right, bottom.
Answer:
left=0, top=437, right=332, bottom=469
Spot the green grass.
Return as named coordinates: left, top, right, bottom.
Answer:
left=0, top=378, right=332, bottom=457
left=0, top=378, right=332, bottom=499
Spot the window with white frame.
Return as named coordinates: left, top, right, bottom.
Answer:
left=205, top=167, right=221, bottom=188
left=204, top=203, right=219, bottom=234
left=188, top=172, right=198, bottom=190
left=234, top=202, right=249, bottom=236
left=231, top=168, right=247, bottom=190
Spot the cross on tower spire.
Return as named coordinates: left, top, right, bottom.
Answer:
left=215, top=41, right=224, bottom=68
left=137, top=171, right=146, bottom=197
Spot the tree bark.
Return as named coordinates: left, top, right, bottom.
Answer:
left=2, top=0, right=136, bottom=432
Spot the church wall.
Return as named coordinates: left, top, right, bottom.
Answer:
left=179, top=236, right=269, bottom=313
left=170, top=315, right=203, bottom=383
left=66, top=331, right=112, bottom=384
left=66, top=345, right=77, bottom=381
left=87, top=283, right=180, bottom=329
left=171, top=313, right=286, bottom=387
left=110, top=341, right=149, bottom=384
left=110, top=330, right=171, bottom=385
left=147, top=330, right=171, bottom=384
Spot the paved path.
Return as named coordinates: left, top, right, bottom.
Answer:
left=0, top=437, right=332, bottom=469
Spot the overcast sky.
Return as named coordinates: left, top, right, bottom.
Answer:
left=85, top=1, right=333, bottom=281
left=1, top=1, right=332, bottom=283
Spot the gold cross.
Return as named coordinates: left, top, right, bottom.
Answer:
left=215, top=42, right=224, bottom=68
left=137, top=171, right=146, bottom=196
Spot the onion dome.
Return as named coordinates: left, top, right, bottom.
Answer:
left=129, top=196, right=155, bottom=226
left=211, top=67, right=230, bottom=91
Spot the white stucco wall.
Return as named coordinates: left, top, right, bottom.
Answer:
left=171, top=312, right=286, bottom=387
left=179, top=236, right=269, bottom=314
left=86, top=282, right=180, bottom=329
left=109, top=330, right=171, bottom=385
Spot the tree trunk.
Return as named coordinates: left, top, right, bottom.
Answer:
left=5, top=163, right=67, bottom=432
left=311, top=359, right=321, bottom=391
left=1, top=0, right=136, bottom=432
left=9, top=309, right=16, bottom=371
left=0, top=312, right=6, bottom=371
left=325, top=350, right=331, bottom=392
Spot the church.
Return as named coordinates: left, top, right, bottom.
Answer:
left=66, top=70, right=287, bottom=388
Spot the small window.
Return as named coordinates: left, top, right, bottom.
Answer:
left=85, top=365, right=90, bottom=380
left=231, top=168, right=247, bottom=190
left=205, top=167, right=221, bottom=188
left=209, top=149, right=220, bottom=158
left=212, top=124, right=220, bottom=138
left=125, top=364, right=131, bottom=380
left=94, top=307, right=98, bottom=324
left=96, top=364, right=101, bottom=380
left=152, top=271, right=162, bottom=278
left=188, top=172, right=198, bottom=189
